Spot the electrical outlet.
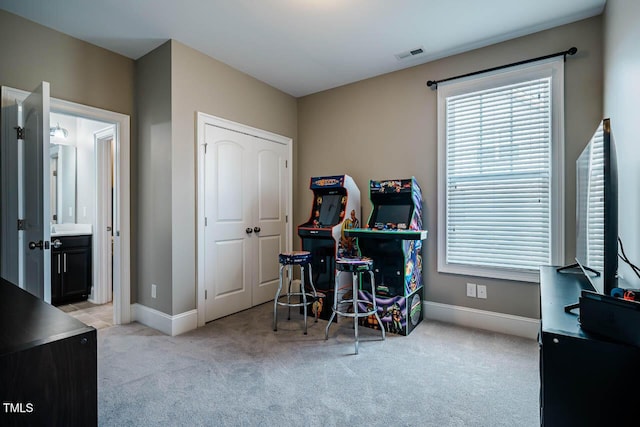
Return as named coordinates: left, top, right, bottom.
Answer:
left=151, top=283, right=157, bottom=299
left=477, top=284, right=487, bottom=299
left=466, top=283, right=477, bottom=298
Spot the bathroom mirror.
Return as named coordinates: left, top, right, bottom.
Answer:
left=50, top=144, right=77, bottom=224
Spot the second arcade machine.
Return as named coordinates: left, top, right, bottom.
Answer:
left=298, top=175, right=361, bottom=320
left=344, top=177, right=427, bottom=335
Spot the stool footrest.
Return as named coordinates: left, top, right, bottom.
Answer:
left=331, top=298, right=378, bottom=318
left=331, top=310, right=378, bottom=318
left=275, top=293, right=316, bottom=308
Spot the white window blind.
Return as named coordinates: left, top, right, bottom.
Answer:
left=437, top=58, right=564, bottom=282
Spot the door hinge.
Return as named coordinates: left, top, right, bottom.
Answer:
left=286, top=215, right=288, bottom=223
left=205, top=290, right=208, bottom=300
left=17, top=219, right=25, bottom=230
left=52, top=170, right=57, bottom=177
left=15, top=126, right=24, bottom=140
left=204, top=217, right=207, bottom=227
left=285, top=160, right=288, bottom=168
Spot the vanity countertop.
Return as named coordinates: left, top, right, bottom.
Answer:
left=50, top=223, right=92, bottom=237
left=51, top=231, right=93, bottom=237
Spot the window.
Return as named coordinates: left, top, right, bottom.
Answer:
left=437, top=58, right=564, bottom=282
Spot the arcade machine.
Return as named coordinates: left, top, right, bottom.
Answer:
left=344, top=177, right=427, bottom=335
left=298, top=175, right=361, bottom=320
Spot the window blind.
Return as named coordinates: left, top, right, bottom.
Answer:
left=445, top=77, right=552, bottom=271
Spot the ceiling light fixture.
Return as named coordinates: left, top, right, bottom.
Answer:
left=50, top=122, right=68, bottom=139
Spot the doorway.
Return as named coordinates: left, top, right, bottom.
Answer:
left=0, top=85, right=131, bottom=325
left=49, top=113, right=116, bottom=310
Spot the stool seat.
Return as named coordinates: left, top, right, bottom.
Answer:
left=279, top=251, right=312, bottom=265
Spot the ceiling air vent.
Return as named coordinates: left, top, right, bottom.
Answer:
left=395, top=47, right=425, bottom=61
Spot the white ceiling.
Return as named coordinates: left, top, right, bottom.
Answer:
left=1, top=0, right=606, bottom=97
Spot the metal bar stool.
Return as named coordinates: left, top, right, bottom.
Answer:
left=325, top=257, right=385, bottom=354
left=273, top=251, right=318, bottom=335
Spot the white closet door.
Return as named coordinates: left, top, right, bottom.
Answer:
left=202, top=124, right=288, bottom=322
left=203, top=126, right=254, bottom=322
left=252, top=141, right=288, bottom=305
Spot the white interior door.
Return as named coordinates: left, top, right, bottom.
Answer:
left=253, top=141, right=288, bottom=305
left=95, top=128, right=114, bottom=305
left=203, top=126, right=254, bottom=321
left=22, top=82, right=52, bottom=301
left=202, top=124, right=289, bottom=322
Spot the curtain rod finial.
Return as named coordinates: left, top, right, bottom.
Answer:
left=427, top=80, right=437, bottom=89
left=568, top=47, right=577, bottom=56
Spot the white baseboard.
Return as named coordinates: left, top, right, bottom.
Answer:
left=132, top=303, right=198, bottom=336
left=130, top=300, right=539, bottom=340
left=423, top=301, right=540, bottom=340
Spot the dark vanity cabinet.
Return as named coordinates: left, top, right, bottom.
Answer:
left=51, top=235, right=92, bottom=306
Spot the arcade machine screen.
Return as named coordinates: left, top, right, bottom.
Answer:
left=318, top=194, right=343, bottom=226
left=374, top=204, right=412, bottom=228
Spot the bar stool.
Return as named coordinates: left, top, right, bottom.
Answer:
left=325, top=257, right=385, bottom=354
left=273, top=251, right=318, bottom=335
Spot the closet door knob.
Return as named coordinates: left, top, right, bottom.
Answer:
left=253, top=227, right=261, bottom=233
left=246, top=228, right=253, bottom=234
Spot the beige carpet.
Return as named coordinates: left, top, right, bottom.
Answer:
left=97, top=301, right=540, bottom=426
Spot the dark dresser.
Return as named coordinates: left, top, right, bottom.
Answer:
left=539, top=266, right=640, bottom=426
left=0, top=278, right=97, bottom=426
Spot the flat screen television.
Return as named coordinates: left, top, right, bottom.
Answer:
left=573, top=118, right=618, bottom=296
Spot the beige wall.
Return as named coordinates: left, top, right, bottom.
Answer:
left=297, top=16, right=603, bottom=319
left=604, top=0, right=640, bottom=289
left=135, top=41, right=173, bottom=313
left=162, top=41, right=297, bottom=314
left=0, top=10, right=134, bottom=115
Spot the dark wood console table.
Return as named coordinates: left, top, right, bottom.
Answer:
left=539, top=266, right=640, bottom=426
left=0, top=278, right=97, bottom=426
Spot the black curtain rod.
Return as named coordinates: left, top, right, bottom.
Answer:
left=426, top=46, right=577, bottom=89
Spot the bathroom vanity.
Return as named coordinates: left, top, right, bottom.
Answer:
left=50, top=224, right=92, bottom=306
